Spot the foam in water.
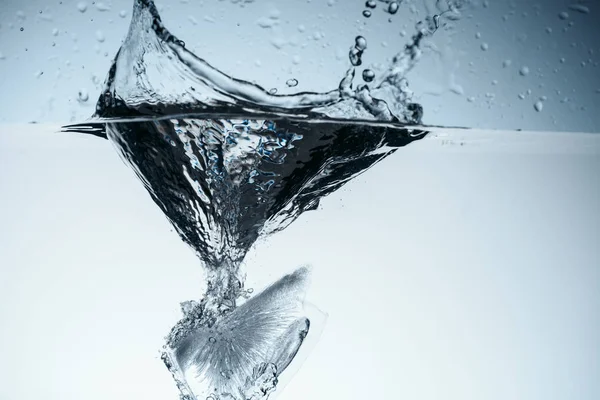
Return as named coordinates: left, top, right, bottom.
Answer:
left=62, top=0, right=467, bottom=398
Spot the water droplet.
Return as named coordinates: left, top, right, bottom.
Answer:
left=480, top=43, right=489, bottom=51
left=545, top=27, right=552, bottom=34
left=52, top=28, right=59, bottom=36
left=363, top=10, right=372, bottom=18
left=518, top=93, right=526, bottom=100
left=388, top=2, right=399, bottom=15
left=20, top=27, right=24, bottom=32
left=269, top=88, right=277, bottom=94
left=95, top=30, right=105, bottom=43
left=366, top=1, right=376, bottom=8
left=77, top=89, right=89, bottom=102
left=362, top=69, right=375, bottom=82
left=355, top=36, right=367, bottom=51
left=77, top=1, right=88, bottom=13
left=292, top=55, right=301, bottom=65
left=349, top=48, right=362, bottom=66
left=503, top=59, right=512, bottom=68
left=467, top=96, right=475, bottom=102
left=475, top=32, right=481, bottom=39
left=534, top=100, right=543, bottom=112
left=209, top=337, right=216, bottom=343
left=558, top=11, right=569, bottom=20
left=119, top=10, right=127, bottom=18
left=95, top=2, right=110, bottom=11
left=286, top=78, right=298, bottom=87
left=519, top=66, right=530, bottom=76
left=568, top=4, right=589, bottom=14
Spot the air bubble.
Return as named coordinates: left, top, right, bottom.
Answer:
left=286, top=78, right=298, bottom=87
left=519, top=66, right=530, bottom=76
left=362, top=69, right=375, bottom=82
left=77, top=2, right=88, bottom=13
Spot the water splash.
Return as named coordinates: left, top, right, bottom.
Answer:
left=60, top=0, right=468, bottom=398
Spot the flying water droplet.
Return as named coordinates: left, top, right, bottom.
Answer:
left=77, top=88, right=89, bottom=102
left=519, top=66, right=530, bottom=76
left=480, top=42, right=489, bottom=51
left=568, top=4, right=589, bottom=14
left=355, top=36, right=367, bottom=51
left=95, top=2, right=110, bottom=11
left=558, top=11, right=569, bottom=20
left=388, top=2, right=399, bottom=15
left=362, top=69, right=375, bottom=82
left=286, top=78, right=298, bottom=87
left=77, top=1, right=88, bottom=13
left=119, top=10, right=127, bottom=18
left=52, top=28, right=59, bottom=36
left=95, top=30, right=105, bottom=43
left=503, top=59, right=512, bottom=68
left=534, top=100, right=543, bottom=112
left=362, top=10, right=372, bottom=18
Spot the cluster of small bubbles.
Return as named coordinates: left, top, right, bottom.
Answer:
left=77, top=1, right=88, bottom=13
left=519, top=66, right=530, bottom=76
left=285, top=78, right=298, bottom=87
left=362, top=69, right=375, bottom=82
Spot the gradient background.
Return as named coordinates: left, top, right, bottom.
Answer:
left=1, top=1, right=599, bottom=400
left=0, top=0, right=599, bottom=131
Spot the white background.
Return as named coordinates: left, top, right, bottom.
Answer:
left=1, top=125, right=598, bottom=400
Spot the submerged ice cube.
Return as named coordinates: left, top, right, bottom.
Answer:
left=162, top=268, right=321, bottom=400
